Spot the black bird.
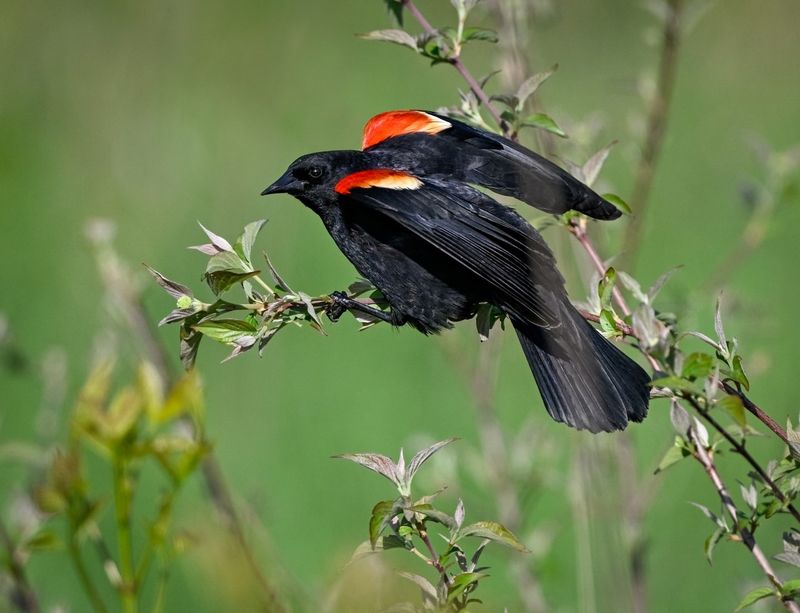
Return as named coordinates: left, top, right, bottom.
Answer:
left=262, top=110, right=650, bottom=432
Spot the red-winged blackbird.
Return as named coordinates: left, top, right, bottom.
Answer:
left=262, top=110, right=650, bottom=432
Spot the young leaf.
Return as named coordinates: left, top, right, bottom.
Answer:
left=515, top=65, right=557, bottom=111
left=446, top=572, right=488, bottom=604
left=454, top=498, right=465, bottom=530
left=462, top=27, right=498, bottom=43
left=397, top=572, right=438, bottom=602
left=734, top=586, right=774, bottom=611
left=704, top=526, right=726, bottom=564
left=334, top=452, right=400, bottom=488
left=739, top=482, right=758, bottom=512
left=601, top=193, right=632, bottom=215
left=714, top=295, right=728, bottom=358
left=358, top=29, right=419, bottom=51
left=647, top=265, right=682, bottom=302
left=717, top=395, right=746, bottom=427
left=235, top=219, right=267, bottom=265
left=522, top=113, right=566, bottom=137
left=383, top=0, right=404, bottom=26
left=193, top=319, right=257, bottom=344
left=145, top=265, right=193, bottom=300
left=582, top=141, right=616, bottom=188
left=198, top=222, right=233, bottom=253
left=460, top=521, right=529, bottom=552
left=598, top=267, right=617, bottom=310
left=731, top=355, right=750, bottom=391
left=617, top=271, right=648, bottom=304
left=348, top=534, right=407, bottom=564
left=670, top=400, right=691, bottom=436
left=682, top=352, right=714, bottom=380
left=370, top=499, right=398, bottom=548
left=655, top=438, right=690, bottom=473
left=408, top=437, right=458, bottom=481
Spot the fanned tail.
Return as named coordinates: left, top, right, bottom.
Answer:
left=511, top=305, right=650, bottom=432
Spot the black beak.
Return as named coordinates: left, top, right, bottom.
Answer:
left=261, top=170, right=303, bottom=196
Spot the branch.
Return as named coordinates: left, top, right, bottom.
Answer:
left=620, top=0, right=684, bottom=269
left=690, top=429, right=800, bottom=613
left=403, top=0, right=506, bottom=130
left=684, top=396, right=800, bottom=524
left=721, top=382, right=789, bottom=445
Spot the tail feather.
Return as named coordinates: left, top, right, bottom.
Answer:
left=512, top=306, right=650, bottom=433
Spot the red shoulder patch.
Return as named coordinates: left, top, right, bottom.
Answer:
left=335, top=169, right=423, bottom=195
left=362, top=110, right=451, bottom=149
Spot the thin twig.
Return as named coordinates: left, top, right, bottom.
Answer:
left=721, top=382, right=789, bottom=445
left=690, top=429, right=800, bottom=613
left=685, top=396, right=800, bottom=523
left=620, top=0, right=684, bottom=270
left=569, top=220, right=630, bottom=318
left=403, top=0, right=506, bottom=130
left=0, top=519, right=40, bottom=613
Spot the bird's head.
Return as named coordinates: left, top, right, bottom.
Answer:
left=261, top=151, right=362, bottom=213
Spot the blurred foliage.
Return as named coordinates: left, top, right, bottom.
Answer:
left=2, top=0, right=800, bottom=611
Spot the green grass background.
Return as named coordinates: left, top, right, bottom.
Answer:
left=1, top=0, right=799, bottom=611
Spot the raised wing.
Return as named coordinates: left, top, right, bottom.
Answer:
left=336, top=170, right=566, bottom=330
left=362, top=110, right=620, bottom=220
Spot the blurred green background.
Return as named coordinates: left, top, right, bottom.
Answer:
left=2, top=0, right=799, bottom=611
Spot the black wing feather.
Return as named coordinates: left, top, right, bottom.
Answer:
left=341, top=179, right=564, bottom=329
left=367, top=112, right=621, bottom=220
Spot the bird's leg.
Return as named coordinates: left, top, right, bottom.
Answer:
left=325, top=291, right=402, bottom=325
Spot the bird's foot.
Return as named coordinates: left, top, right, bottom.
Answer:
left=325, top=291, right=350, bottom=322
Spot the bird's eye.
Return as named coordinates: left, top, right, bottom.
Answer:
left=308, top=166, right=323, bottom=180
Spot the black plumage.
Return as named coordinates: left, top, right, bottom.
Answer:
left=262, top=110, right=650, bottom=432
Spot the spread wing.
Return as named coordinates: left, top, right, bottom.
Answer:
left=362, top=110, right=620, bottom=220
left=336, top=170, right=566, bottom=329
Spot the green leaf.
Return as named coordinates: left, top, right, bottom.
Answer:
left=397, top=572, right=438, bottom=602
left=655, top=438, right=690, bottom=473
left=358, top=29, right=418, bottom=51
left=145, top=265, right=193, bottom=300
left=734, top=586, right=774, bottom=611
left=382, top=0, right=404, bottom=25
left=205, top=270, right=260, bottom=296
left=411, top=504, right=456, bottom=529
left=460, top=521, right=528, bottom=551
left=446, top=572, right=488, bottom=604
left=650, top=376, right=703, bottom=395
left=25, top=529, right=62, bottom=552
left=647, top=266, right=682, bottom=302
left=198, top=222, right=233, bottom=253
left=234, top=219, right=267, bottom=265
left=193, top=319, right=257, bottom=344
left=601, top=192, right=632, bottom=215
left=348, top=534, right=407, bottom=564
left=599, top=309, right=618, bottom=335
left=179, top=325, right=202, bottom=370
left=462, top=27, right=498, bottom=43
left=781, top=578, right=800, bottom=595
left=369, top=499, right=398, bottom=549
left=682, top=352, right=714, bottom=380
left=717, top=395, right=746, bottom=427
left=581, top=141, right=616, bottom=188
left=515, top=65, right=557, bottom=110
left=522, top=112, right=566, bottom=137
left=704, top=527, right=725, bottom=564
left=714, top=295, right=728, bottom=358
left=598, top=267, right=617, bottom=309
left=731, top=355, right=750, bottom=391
